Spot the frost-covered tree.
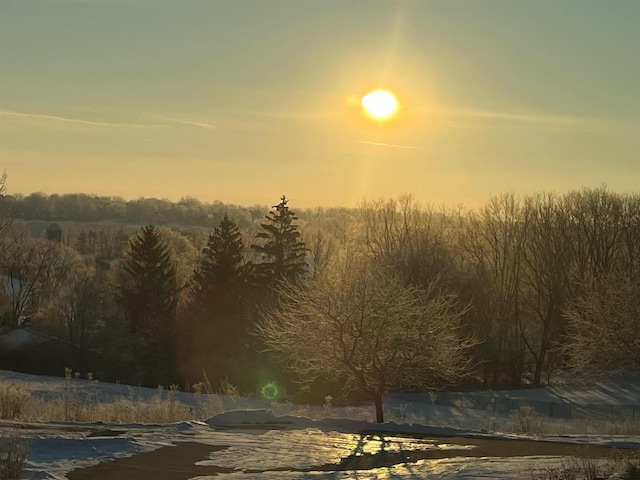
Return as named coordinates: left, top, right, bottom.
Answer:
left=563, top=274, right=640, bottom=375
left=258, top=254, right=475, bottom=422
left=155, top=227, right=197, bottom=296
left=302, top=228, right=336, bottom=278
left=0, top=229, right=79, bottom=328
left=251, top=196, right=308, bottom=282
left=33, top=258, right=107, bottom=370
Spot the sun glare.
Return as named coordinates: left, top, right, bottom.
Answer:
left=361, top=90, right=398, bottom=120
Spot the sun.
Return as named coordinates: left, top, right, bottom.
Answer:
left=361, top=89, right=398, bottom=120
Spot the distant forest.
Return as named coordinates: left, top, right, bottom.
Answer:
left=1, top=181, right=639, bottom=405
left=8, top=191, right=352, bottom=229
left=10, top=191, right=263, bottom=227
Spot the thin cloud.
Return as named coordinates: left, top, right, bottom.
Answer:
left=0, top=110, right=165, bottom=129
left=249, top=110, right=340, bottom=121
left=147, top=114, right=217, bottom=130
left=429, top=106, right=638, bottom=131
left=356, top=140, right=418, bottom=150
left=447, top=108, right=592, bottom=126
left=206, top=108, right=340, bottom=121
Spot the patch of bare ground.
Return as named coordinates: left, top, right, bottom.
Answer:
left=66, top=442, right=232, bottom=480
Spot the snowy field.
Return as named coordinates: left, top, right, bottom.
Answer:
left=1, top=370, right=639, bottom=479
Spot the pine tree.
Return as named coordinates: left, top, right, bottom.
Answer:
left=119, top=225, right=178, bottom=386
left=195, top=214, right=245, bottom=291
left=180, top=215, right=249, bottom=388
left=251, top=196, right=308, bottom=283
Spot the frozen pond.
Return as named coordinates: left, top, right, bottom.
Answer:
left=3, top=415, right=634, bottom=480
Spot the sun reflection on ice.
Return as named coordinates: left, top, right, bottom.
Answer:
left=196, top=429, right=475, bottom=475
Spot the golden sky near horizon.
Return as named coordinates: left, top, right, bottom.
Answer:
left=1, top=1, right=639, bottom=208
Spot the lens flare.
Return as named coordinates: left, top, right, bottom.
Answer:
left=260, top=381, right=280, bottom=401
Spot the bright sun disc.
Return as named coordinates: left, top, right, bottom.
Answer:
left=361, top=90, right=398, bottom=120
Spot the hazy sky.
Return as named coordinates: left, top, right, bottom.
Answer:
left=1, top=0, right=638, bottom=208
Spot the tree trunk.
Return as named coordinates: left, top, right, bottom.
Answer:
left=374, top=390, right=384, bottom=423
left=533, top=353, right=544, bottom=386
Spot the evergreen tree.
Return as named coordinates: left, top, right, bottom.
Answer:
left=195, top=214, right=245, bottom=291
left=251, top=196, right=308, bottom=282
left=119, top=225, right=178, bottom=386
left=179, top=215, right=250, bottom=388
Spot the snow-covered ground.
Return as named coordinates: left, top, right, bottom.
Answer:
left=1, top=370, right=639, bottom=479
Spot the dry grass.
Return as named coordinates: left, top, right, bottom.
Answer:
left=1, top=374, right=639, bottom=436
left=0, top=383, right=30, bottom=421
left=529, top=454, right=640, bottom=480
left=0, top=378, right=224, bottom=424
left=385, top=400, right=640, bottom=436
left=0, top=437, right=29, bottom=480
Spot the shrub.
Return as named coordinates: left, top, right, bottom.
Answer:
left=220, top=377, right=239, bottom=396
left=0, top=437, right=29, bottom=480
left=512, top=405, right=539, bottom=433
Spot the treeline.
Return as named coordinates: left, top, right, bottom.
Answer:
left=1, top=181, right=639, bottom=397
left=10, top=192, right=260, bottom=228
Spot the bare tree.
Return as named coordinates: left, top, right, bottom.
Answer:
left=0, top=170, right=16, bottom=241
left=461, top=194, right=526, bottom=387
left=258, top=254, right=474, bottom=423
left=33, top=258, right=107, bottom=369
left=519, top=193, right=573, bottom=385
left=359, top=195, right=459, bottom=289
left=563, top=273, right=640, bottom=375
left=0, top=229, right=80, bottom=328
left=564, top=187, right=625, bottom=285
left=619, top=193, right=640, bottom=278
left=301, top=227, right=336, bottom=277
left=360, top=197, right=410, bottom=262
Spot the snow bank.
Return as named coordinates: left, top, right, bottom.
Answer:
left=208, top=409, right=506, bottom=437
